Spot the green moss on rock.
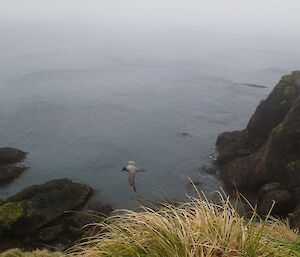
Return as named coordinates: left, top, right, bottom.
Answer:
left=0, top=202, right=24, bottom=230
left=287, top=160, right=300, bottom=174
left=281, top=83, right=296, bottom=97
left=271, top=123, right=283, bottom=136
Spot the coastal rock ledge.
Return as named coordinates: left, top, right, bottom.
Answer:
left=0, top=179, right=93, bottom=251
left=216, top=71, right=300, bottom=222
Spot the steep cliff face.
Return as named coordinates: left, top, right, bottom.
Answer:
left=216, top=71, right=300, bottom=218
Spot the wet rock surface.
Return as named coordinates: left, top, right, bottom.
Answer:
left=216, top=71, right=300, bottom=224
left=0, top=148, right=27, bottom=185
left=0, top=165, right=26, bottom=185
left=0, top=148, right=26, bottom=164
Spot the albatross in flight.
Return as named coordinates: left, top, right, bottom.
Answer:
left=120, top=161, right=146, bottom=192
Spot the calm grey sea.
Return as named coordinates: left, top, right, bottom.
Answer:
left=0, top=22, right=299, bottom=208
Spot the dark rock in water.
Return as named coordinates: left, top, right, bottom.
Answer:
left=216, top=71, right=300, bottom=219
left=0, top=147, right=27, bottom=186
left=239, top=83, right=267, bottom=88
left=0, top=179, right=94, bottom=251
left=0, top=148, right=26, bottom=164
left=177, top=132, right=192, bottom=138
left=0, top=165, right=26, bottom=184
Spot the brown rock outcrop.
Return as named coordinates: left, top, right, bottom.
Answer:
left=0, top=179, right=94, bottom=251
left=216, top=71, right=300, bottom=219
left=0, top=148, right=27, bottom=185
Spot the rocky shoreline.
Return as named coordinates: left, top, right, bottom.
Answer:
left=1, top=70, right=299, bottom=252
left=216, top=71, right=300, bottom=227
left=0, top=148, right=112, bottom=252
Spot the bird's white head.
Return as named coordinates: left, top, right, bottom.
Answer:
left=128, top=160, right=136, bottom=166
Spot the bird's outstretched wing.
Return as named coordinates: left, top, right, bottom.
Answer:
left=136, top=167, right=146, bottom=172
left=121, top=166, right=129, bottom=172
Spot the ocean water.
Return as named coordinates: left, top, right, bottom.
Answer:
left=0, top=23, right=299, bottom=208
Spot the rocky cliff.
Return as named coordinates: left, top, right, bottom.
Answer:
left=216, top=71, right=300, bottom=221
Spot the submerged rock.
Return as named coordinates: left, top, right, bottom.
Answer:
left=0, top=179, right=94, bottom=251
left=216, top=71, right=300, bottom=220
left=176, top=132, right=192, bottom=139
left=0, top=165, right=26, bottom=184
left=239, top=82, right=267, bottom=89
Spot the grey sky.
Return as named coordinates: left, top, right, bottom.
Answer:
left=1, top=0, right=300, bottom=31
left=0, top=0, right=300, bottom=54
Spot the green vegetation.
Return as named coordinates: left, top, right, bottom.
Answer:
left=272, top=123, right=283, bottom=136
left=0, top=202, right=24, bottom=230
left=0, top=249, right=64, bottom=257
left=69, top=194, right=300, bottom=257
left=287, top=160, right=300, bottom=174
left=282, top=84, right=295, bottom=97
left=1, top=194, right=300, bottom=257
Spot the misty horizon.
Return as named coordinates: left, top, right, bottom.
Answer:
left=0, top=0, right=300, bottom=207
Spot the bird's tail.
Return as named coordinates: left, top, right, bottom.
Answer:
left=133, top=185, right=137, bottom=192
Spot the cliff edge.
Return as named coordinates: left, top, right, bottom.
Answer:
left=216, top=71, right=300, bottom=222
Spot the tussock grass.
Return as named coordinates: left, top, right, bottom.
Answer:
left=70, top=193, right=300, bottom=257
left=0, top=249, right=64, bottom=257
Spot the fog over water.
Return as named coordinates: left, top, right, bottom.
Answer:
left=0, top=0, right=300, bottom=208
